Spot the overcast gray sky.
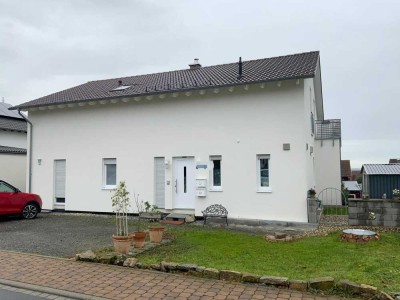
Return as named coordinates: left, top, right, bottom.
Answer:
left=1, top=0, right=399, bottom=168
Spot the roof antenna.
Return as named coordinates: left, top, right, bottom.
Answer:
left=237, top=57, right=243, bottom=80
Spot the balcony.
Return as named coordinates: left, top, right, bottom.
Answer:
left=315, top=119, right=341, bottom=140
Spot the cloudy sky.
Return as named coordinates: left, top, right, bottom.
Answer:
left=1, top=0, right=399, bottom=168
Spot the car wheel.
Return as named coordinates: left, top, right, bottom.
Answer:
left=22, top=203, right=39, bottom=219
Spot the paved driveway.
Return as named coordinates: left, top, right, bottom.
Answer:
left=0, top=251, right=344, bottom=300
left=0, top=212, right=116, bottom=257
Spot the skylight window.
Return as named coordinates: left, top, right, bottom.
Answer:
left=111, top=85, right=131, bottom=91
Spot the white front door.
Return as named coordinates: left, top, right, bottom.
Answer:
left=173, top=157, right=195, bottom=209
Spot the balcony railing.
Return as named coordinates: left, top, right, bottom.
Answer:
left=315, top=119, right=341, bottom=140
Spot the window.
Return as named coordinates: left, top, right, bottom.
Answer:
left=154, top=157, right=165, bottom=208
left=311, top=112, right=315, bottom=135
left=210, top=156, right=222, bottom=191
left=257, top=155, right=271, bottom=192
left=0, top=182, right=15, bottom=192
left=103, top=158, right=117, bottom=189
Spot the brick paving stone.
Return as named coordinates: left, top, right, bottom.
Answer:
left=0, top=251, right=356, bottom=300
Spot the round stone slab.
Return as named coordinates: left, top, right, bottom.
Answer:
left=343, top=229, right=376, bottom=236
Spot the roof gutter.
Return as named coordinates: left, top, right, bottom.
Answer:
left=17, top=109, right=32, bottom=193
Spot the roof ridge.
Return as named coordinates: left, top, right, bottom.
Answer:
left=88, top=51, right=320, bottom=84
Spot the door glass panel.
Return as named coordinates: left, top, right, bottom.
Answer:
left=184, top=166, right=187, bottom=193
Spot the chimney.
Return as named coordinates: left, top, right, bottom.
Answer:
left=118, top=80, right=123, bottom=86
left=237, top=57, right=243, bottom=80
left=189, top=58, right=201, bottom=70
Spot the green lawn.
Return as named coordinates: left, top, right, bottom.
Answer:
left=136, top=225, right=400, bottom=292
left=323, top=207, right=348, bottom=215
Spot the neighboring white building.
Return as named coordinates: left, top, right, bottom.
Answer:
left=11, top=51, right=341, bottom=222
left=0, top=101, right=28, bottom=191
left=314, top=119, right=342, bottom=205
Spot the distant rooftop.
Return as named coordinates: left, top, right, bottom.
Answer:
left=342, top=181, right=362, bottom=191
left=0, top=102, right=27, bottom=132
left=362, top=164, right=400, bottom=175
left=341, top=160, right=352, bottom=179
left=0, top=145, right=27, bottom=154
left=0, top=102, right=23, bottom=119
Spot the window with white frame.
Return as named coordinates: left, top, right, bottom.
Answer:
left=210, top=155, right=222, bottom=191
left=103, top=158, right=117, bottom=189
left=257, top=154, right=271, bottom=192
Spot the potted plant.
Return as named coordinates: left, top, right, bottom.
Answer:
left=143, top=202, right=165, bottom=243
left=131, top=193, right=146, bottom=248
left=111, top=181, right=131, bottom=254
left=307, top=188, right=316, bottom=198
left=139, top=201, right=162, bottom=221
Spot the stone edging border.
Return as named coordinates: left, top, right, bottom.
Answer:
left=76, top=252, right=397, bottom=300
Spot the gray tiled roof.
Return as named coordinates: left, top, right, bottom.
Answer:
left=0, top=145, right=27, bottom=154
left=0, top=117, right=27, bottom=132
left=0, top=102, right=23, bottom=118
left=362, top=164, right=400, bottom=175
left=12, top=51, right=320, bottom=110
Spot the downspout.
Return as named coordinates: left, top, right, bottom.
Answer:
left=18, top=109, right=32, bottom=193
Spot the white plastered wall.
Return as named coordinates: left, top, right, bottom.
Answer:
left=28, top=79, right=314, bottom=222
left=0, top=153, right=27, bottom=191
left=0, top=131, right=27, bottom=148
left=314, top=139, right=342, bottom=204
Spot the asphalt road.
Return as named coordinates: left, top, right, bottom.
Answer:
left=0, top=288, right=47, bottom=300
left=0, top=212, right=118, bottom=257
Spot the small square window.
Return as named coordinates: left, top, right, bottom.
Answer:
left=257, top=155, right=271, bottom=192
left=103, top=158, right=117, bottom=189
left=210, top=156, right=222, bottom=191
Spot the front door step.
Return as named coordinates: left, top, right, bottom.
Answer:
left=162, top=213, right=195, bottom=225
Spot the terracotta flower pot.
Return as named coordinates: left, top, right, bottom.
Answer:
left=149, top=226, right=165, bottom=243
left=131, top=231, right=146, bottom=248
left=112, top=235, right=131, bottom=254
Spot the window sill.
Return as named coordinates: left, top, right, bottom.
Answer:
left=257, top=188, right=272, bottom=193
left=209, top=187, right=223, bottom=192
left=102, top=186, right=116, bottom=190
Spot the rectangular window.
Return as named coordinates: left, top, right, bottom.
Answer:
left=257, top=155, right=271, bottom=192
left=210, top=156, right=222, bottom=191
left=103, top=158, right=117, bottom=189
left=154, top=157, right=165, bottom=208
left=311, top=112, right=315, bottom=135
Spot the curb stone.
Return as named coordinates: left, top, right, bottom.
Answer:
left=0, top=278, right=106, bottom=300
left=77, top=250, right=397, bottom=298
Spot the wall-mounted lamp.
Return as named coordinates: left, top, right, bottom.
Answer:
left=164, top=159, right=169, bottom=169
left=37, top=158, right=42, bottom=165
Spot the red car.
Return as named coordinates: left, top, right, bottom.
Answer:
left=0, top=180, right=42, bottom=219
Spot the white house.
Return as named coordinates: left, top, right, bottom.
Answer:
left=11, top=51, right=341, bottom=222
left=0, top=101, right=27, bottom=191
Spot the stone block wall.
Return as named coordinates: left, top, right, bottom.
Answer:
left=348, top=199, right=400, bottom=227
left=308, top=198, right=322, bottom=224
